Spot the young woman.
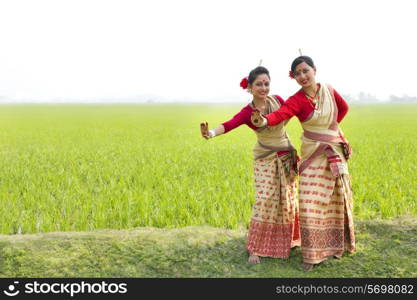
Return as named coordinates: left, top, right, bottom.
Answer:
left=251, top=56, right=355, bottom=270
left=201, top=66, right=300, bottom=264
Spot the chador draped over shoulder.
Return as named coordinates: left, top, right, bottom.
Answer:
left=264, top=84, right=355, bottom=264
left=222, top=95, right=301, bottom=258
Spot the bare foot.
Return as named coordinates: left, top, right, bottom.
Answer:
left=248, top=254, right=261, bottom=264
left=301, top=263, right=314, bottom=271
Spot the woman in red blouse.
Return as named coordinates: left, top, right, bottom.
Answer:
left=200, top=66, right=300, bottom=264
left=252, top=56, right=355, bottom=271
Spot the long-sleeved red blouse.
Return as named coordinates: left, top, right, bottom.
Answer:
left=266, top=87, right=348, bottom=126
left=222, top=95, right=285, bottom=133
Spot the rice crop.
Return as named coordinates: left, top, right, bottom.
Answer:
left=0, top=103, right=415, bottom=234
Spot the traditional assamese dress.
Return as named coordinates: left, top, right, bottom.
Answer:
left=264, top=84, right=355, bottom=264
left=222, top=95, right=300, bottom=258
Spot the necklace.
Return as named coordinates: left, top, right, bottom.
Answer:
left=251, top=99, right=268, bottom=113
left=303, top=86, right=320, bottom=109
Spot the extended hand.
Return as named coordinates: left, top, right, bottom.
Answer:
left=251, top=110, right=267, bottom=127
left=200, top=122, right=210, bottom=139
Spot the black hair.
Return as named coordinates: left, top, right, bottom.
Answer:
left=248, top=66, right=270, bottom=85
left=290, top=56, right=315, bottom=73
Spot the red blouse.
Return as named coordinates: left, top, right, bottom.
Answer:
left=266, top=87, right=349, bottom=126
left=222, top=95, right=285, bottom=133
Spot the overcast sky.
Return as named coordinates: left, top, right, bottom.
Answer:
left=0, top=0, right=416, bottom=103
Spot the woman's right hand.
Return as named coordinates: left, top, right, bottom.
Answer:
left=251, top=110, right=267, bottom=127
left=200, top=122, right=210, bottom=139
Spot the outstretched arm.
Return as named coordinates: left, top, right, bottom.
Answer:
left=200, top=122, right=225, bottom=139
left=201, top=106, right=250, bottom=139
left=251, top=97, right=300, bottom=127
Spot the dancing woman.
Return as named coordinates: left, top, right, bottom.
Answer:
left=201, top=66, right=300, bottom=264
left=251, top=56, right=355, bottom=270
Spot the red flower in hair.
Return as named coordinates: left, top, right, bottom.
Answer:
left=240, top=77, right=248, bottom=89
left=288, top=71, right=294, bottom=79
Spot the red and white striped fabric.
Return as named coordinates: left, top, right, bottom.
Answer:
left=246, top=96, right=300, bottom=258
left=298, top=84, right=355, bottom=264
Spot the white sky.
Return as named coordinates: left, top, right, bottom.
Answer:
left=0, top=0, right=416, bottom=103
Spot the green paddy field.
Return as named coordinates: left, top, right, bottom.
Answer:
left=0, top=103, right=415, bottom=277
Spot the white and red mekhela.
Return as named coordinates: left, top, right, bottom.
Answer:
left=222, top=95, right=301, bottom=258
left=265, top=84, right=355, bottom=264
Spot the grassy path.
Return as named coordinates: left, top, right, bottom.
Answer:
left=0, top=216, right=416, bottom=278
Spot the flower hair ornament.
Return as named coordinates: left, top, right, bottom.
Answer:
left=240, top=77, right=248, bottom=89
